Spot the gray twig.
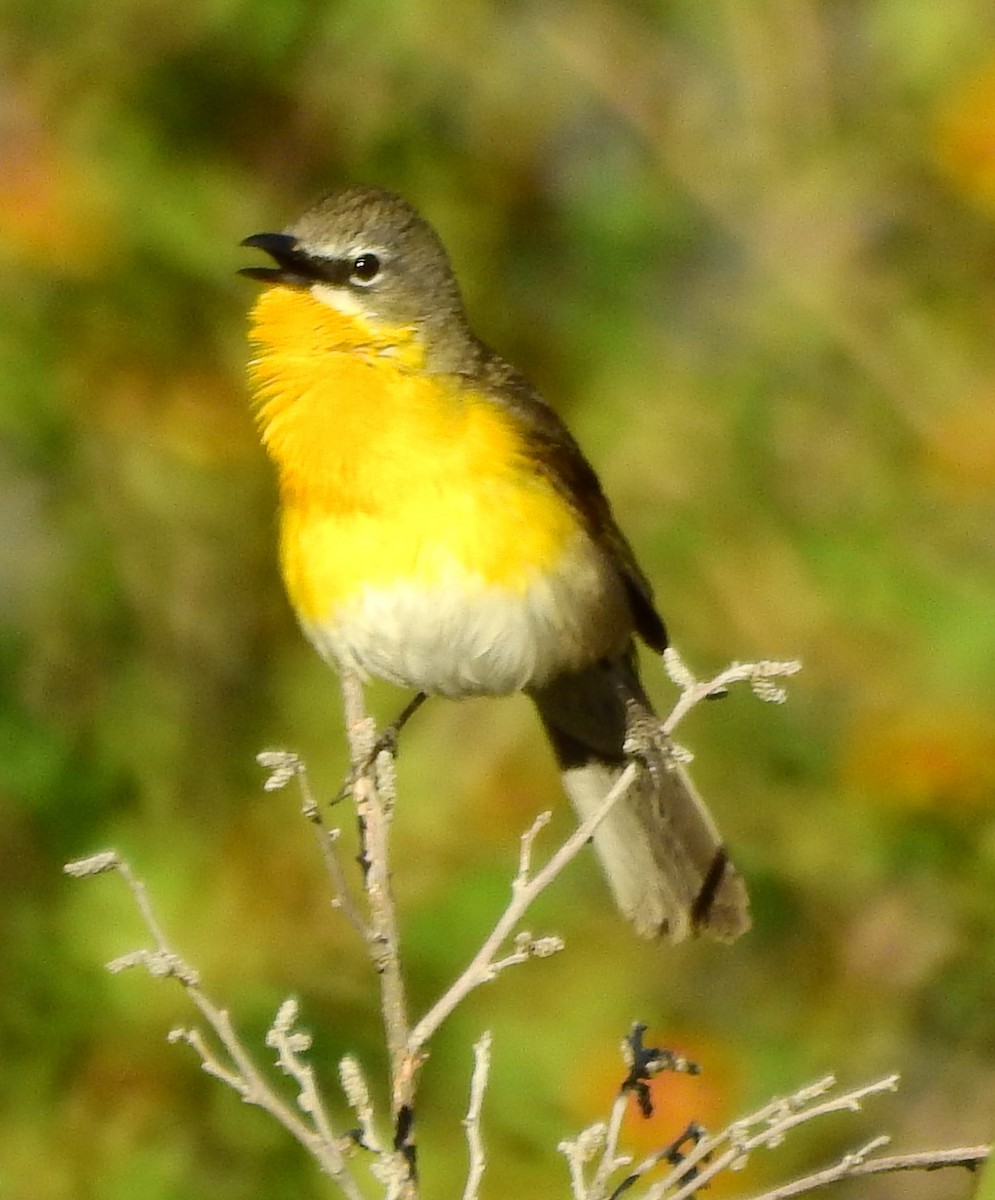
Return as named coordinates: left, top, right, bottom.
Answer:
left=461, top=1032, right=493, bottom=1200
left=741, top=1144, right=991, bottom=1200
left=63, top=853, right=364, bottom=1200
left=408, top=762, right=639, bottom=1054
left=337, top=669, right=416, bottom=1200
left=258, top=749, right=369, bottom=937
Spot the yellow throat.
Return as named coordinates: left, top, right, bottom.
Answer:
left=246, top=285, right=580, bottom=625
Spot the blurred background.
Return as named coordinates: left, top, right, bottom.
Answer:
left=3, top=1, right=995, bottom=1196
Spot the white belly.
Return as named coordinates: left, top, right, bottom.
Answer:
left=301, top=538, right=630, bottom=698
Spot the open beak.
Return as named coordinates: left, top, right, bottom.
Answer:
left=239, top=233, right=326, bottom=286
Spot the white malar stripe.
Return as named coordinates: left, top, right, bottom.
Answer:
left=302, top=537, right=630, bottom=699
left=309, top=281, right=373, bottom=320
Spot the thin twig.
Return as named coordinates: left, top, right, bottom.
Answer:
left=266, top=999, right=344, bottom=1159
left=257, top=750, right=368, bottom=937
left=592, top=1090, right=635, bottom=1194
left=559, top=1123, right=611, bottom=1200
left=560, top=1047, right=990, bottom=1200
left=329, top=652, right=796, bottom=1177
left=661, top=652, right=802, bottom=737
left=337, top=669, right=416, bottom=1198
left=64, top=852, right=365, bottom=1200
left=646, top=1075, right=900, bottom=1200
left=339, top=1054, right=385, bottom=1155
left=338, top=670, right=411, bottom=1081
left=742, top=1145, right=991, bottom=1200
left=408, top=762, right=640, bottom=1053
left=461, top=1032, right=493, bottom=1200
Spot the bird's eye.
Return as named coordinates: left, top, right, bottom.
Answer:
left=350, top=253, right=381, bottom=284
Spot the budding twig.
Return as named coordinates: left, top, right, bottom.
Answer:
left=63, top=853, right=364, bottom=1200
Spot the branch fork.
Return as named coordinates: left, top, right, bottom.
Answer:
left=65, top=651, right=990, bottom=1198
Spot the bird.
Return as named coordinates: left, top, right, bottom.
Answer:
left=240, top=185, right=750, bottom=942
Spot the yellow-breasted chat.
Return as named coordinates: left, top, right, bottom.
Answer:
left=240, top=185, right=749, bottom=942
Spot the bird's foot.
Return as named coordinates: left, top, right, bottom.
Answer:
left=622, top=701, right=669, bottom=776
left=334, top=692, right=428, bottom=803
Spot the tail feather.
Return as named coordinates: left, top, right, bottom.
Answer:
left=532, top=658, right=750, bottom=942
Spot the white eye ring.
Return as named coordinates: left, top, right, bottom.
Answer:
left=350, top=253, right=381, bottom=284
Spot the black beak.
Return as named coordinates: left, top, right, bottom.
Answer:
left=239, top=232, right=329, bottom=286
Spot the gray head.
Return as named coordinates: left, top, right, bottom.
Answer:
left=241, top=186, right=475, bottom=370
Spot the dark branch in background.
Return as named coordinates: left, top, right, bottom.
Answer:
left=621, top=1022, right=700, bottom=1119
left=560, top=1047, right=988, bottom=1200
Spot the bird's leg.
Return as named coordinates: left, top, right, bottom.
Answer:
left=335, top=692, right=429, bottom=804
left=605, top=669, right=667, bottom=774
left=621, top=699, right=669, bottom=777
left=374, top=691, right=429, bottom=758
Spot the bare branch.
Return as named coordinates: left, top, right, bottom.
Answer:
left=742, top=1144, right=991, bottom=1200
left=661, top=651, right=803, bottom=738
left=340, top=1055, right=385, bottom=1154
left=408, top=762, right=640, bottom=1053
left=557, top=1020, right=991, bottom=1200
left=337, top=670, right=416, bottom=1198
left=591, top=1090, right=634, bottom=1194
left=519, top=810, right=553, bottom=875
left=461, top=1032, right=493, bottom=1200
left=559, top=1122, right=611, bottom=1200
left=67, top=853, right=365, bottom=1200
left=65, top=851, right=121, bottom=878
left=167, top=1025, right=245, bottom=1092
left=266, top=999, right=345, bottom=1157
left=72, top=653, right=992, bottom=1200
left=257, top=750, right=368, bottom=937
left=647, top=1075, right=901, bottom=1200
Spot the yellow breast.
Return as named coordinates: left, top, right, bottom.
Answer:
left=246, top=286, right=583, bottom=628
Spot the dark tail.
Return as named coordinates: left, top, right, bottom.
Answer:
left=531, top=656, right=750, bottom=942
